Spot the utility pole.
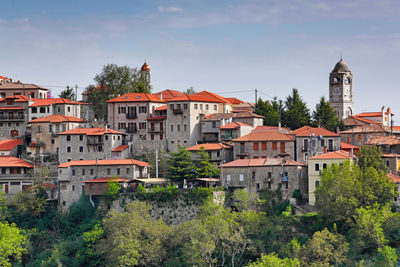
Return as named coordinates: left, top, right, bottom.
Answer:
left=75, top=84, right=78, bottom=118
left=254, top=89, right=258, bottom=111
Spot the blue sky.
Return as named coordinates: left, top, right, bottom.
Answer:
left=1, top=0, right=400, bottom=122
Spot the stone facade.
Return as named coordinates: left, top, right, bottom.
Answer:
left=0, top=82, right=48, bottom=99
left=0, top=96, right=31, bottom=139
left=0, top=156, right=34, bottom=195
left=233, top=139, right=295, bottom=160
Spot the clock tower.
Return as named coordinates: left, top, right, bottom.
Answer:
left=329, top=59, right=354, bottom=120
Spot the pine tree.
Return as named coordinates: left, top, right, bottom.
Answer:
left=282, top=88, right=311, bottom=130
left=312, top=96, right=339, bottom=131
left=59, top=86, right=76, bottom=100
left=255, top=97, right=283, bottom=126
left=166, top=146, right=196, bottom=183
left=195, top=148, right=220, bottom=178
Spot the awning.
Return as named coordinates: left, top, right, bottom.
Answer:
left=133, top=178, right=168, bottom=184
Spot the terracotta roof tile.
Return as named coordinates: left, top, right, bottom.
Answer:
left=366, top=135, right=400, bottom=146
left=29, top=115, right=85, bottom=123
left=219, top=121, right=252, bottom=129
left=288, top=126, right=339, bottom=137
left=233, top=111, right=264, bottom=118
left=309, top=150, right=352, bottom=160
left=355, top=112, right=382, bottom=117
left=349, top=116, right=380, bottom=124
left=224, top=97, right=245, bottom=104
left=387, top=173, right=400, bottom=183
left=0, top=95, right=34, bottom=102
left=340, top=142, right=360, bottom=150
left=0, top=82, right=48, bottom=90
left=0, top=107, right=26, bottom=110
left=58, top=159, right=150, bottom=168
left=0, top=156, right=33, bottom=168
left=30, top=98, right=81, bottom=107
left=195, top=91, right=230, bottom=103
left=152, top=90, right=185, bottom=101
left=155, top=105, right=167, bottom=111
left=112, top=145, right=129, bottom=152
left=220, top=158, right=304, bottom=167
left=107, top=93, right=163, bottom=103
left=167, top=94, right=226, bottom=103
left=186, top=143, right=231, bottom=151
left=252, top=126, right=289, bottom=132
left=0, top=139, right=22, bottom=151
left=232, top=130, right=293, bottom=142
left=58, top=127, right=123, bottom=136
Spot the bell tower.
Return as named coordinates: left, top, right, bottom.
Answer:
left=140, top=61, right=151, bottom=92
left=329, top=59, right=354, bottom=120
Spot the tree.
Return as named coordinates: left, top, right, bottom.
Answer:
left=0, top=221, right=27, bottom=266
left=282, top=88, right=311, bottom=130
left=99, top=201, right=171, bottom=266
left=58, top=85, right=76, bottom=101
left=10, top=185, right=49, bottom=218
left=255, top=97, right=283, bottom=126
left=246, top=253, right=300, bottom=267
left=299, top=228, right=349, bottom=267
left=184, top=86, right=196, bottom=95
left=312, top=96, right=340, bottom=131
left=195, top=147, right=220, bottom=178
left=166, top=146, right=196, bottom=183
left=86, top=63, right=151, bottom=121
left=106, top=177, right=121, bottom=201
left=357, top=146, right=388, bottom=173
left=315, top=161, right=395, bottom=227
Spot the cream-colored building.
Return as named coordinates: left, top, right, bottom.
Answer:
left=308, top=150, right=352, bottom=206
left=0, top=81, right=48, bottom=99
left=29, top=98, right=83, bottom=121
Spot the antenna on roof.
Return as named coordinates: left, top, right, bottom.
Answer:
left=340, top=49, right=343, bottom=60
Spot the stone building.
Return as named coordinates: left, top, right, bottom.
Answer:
left=308, top=150, right=353, bottom=205
left=219, top=121, right=254, bottom=142
left=0, top=139, right=23, bottom=156
left=231, top=129, right=295, bottom=160
left=57, top=127, right=125, bottom=163
left=0, top=156, right=33, bottom=195
left=288, top=126, right=341, bottom=163
left=29, top=98, right=83, bottom=121
left=57, top=158, right=150, bottom=209
left=186, top=143, right=233, bottom=165
left=329, top=59, right=354, bottom=120
left=0, top=81, right=48, bottom=99
left=0, top=95, right=32, bottom=139
left=340, top=124, right=400, bottom=147
left=29, top=115, right=87, bottom=158
left=0, top=75, right=12, bottom=84
left=220, top=158, right=307, bottom=199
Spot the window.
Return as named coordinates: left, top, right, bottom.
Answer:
left=72, top=185, right=75, bottom=191
left=51, top=139, right=55, bottom=144
left=40, top=107, right=46, bottom=113
left=127, top=168, right=130, bottom=174
left=346, top=137, right=350, bottom=143
left=117, top=168, right=120, bottom=175
left=32, top=107, right=37, bottom=113
left=37, top=126, right=41, bottom=133
left=328, top=139, right=334, bottom=150
left=315, top=163, right=320, bottom=171
left=184, top=104, right=188, bottom=109
left=159, top=122, right=163, bottom=131
left=48, top=125, right=52, bottom=132
left=267, top=172, right=272, bottom=179
left=105, top=135, right=108, bottom=141
left=79, top=146, right=83, bottom=152
left=90, top=169, right=94, bottom=175
left=67, top=107, right=71, bottom=112
left=315, top=181, right=320, bottom=188
left=82, top=169, right=85, bottom=175
left=272, top=142, right=277, bottom=150
left=194, top=104, right=198, bottom=109
left=252, top=171, right=256, bottom=181
left=226, top=174, right=231, bottom=182
left=212, top=122, right=216, bottom=128
left=57, top=107, right=61, bottom=112
left=323, top=163, right=327, bottom=169
left=151, top=134, right=154, bottom=140
left=280, top=142, right=285, bottom=153
left=98, top=146, right=103, bottom=151
left=303, top=139, right=308, bottom=151
left=214, top=105, right=217, bottom=111
left=253, top=156, right=258, bottom=159
left=67, top=135, right=71, bottom=141
left=177, top=124, right=180, bottom=131
left=67, top=147, right=71, bottom=153
left=205, top=104, right=209, bottom=110
left=184, top=124, right=187, bottom=131
left=321, top=138, right=325, bottom=147
left=79, top=135, right=83, bottom=141
left=160, top=134, right=163, bottom=140
left=139, top=122, right=146, bottom=129
left=72, top=169, right=76, bottom=176
left=177, top=104, right=181, bottom=110
left=139, top=106, right=147, bottom=113
left=253, top=143, right=259, bottom=151
left=239, top=174, right=244, bottom=181
left=216, top=151, right=220, bottom=157
left=261, top=142, right=267, bottom=150
left=200, top=104, right=203, bottom=110
left=107, top=168, right=111, bottom=175
left=170, top=104, right=174, bottom=110
left=358, top=135, right=362, bottom=141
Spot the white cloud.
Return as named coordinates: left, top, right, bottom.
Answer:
left=158, top=6, right=184, bottom=13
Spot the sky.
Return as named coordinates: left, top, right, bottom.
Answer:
left=1, top=0, right=400, bottom=122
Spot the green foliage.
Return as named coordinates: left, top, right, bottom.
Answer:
left=58, top=85, right=76, bottom=100
left=232, top=189, right=258, bottom=211
left=0, top=221, right=27, bottom=266
left=312, top=96, right=340, bottom=131
left=184, top=86, right=196, bottom=95
left=282, top=88, right=311, bottom=130
left=246, top=253, right=300, bottom=267
left=106, top=177, right=120, bottom=201
left=357, top=146, right=388, bottom=173
left=255, top=97, right=283, bottom=126
left=167, top=146, right=196, bottom=183
left=195, top=147, right=220, bottom=178
left=132, top=150, right=169, bottom=177
left=9, top=185, right=49, bottom=219
left=375, top=246, right=398, bottom=267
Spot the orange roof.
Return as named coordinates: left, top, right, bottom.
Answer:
left=155, top=105, right=167, bottom=111
left=30, top=115, right=85, bottom=123
left=224, top=97, right=245, bottom=104
left=58, top=159, right=150, bottom=168
left=195, top=91, right=230, bottom=104
left=0, top=107, right=26, bottom=110
left=309, top=150, right=352, bottom=160
left=387, top=173, right=400, bottom=183
left=0, top=156, right=32, bottom=168
left=153, top=90, right=185, bottom=101
left=0, top=139, right=22, bottom=151
left=340, top=142, right=360, bottom=150
left=350, top=116, right=380, bottom=124
left=58, top=127, right=123, bottom=136
left=252, top=126, right=290, bottom=132
left=288, top=126, right=339, bottom=137
left=167, top=93, right=227, bottom=103
left=84, top=177, right=130, bottom=183
left=219, top=121, right=252, bottom=129
left=355, top=112, right=382, bottom=117
left=220, top=158, right=304, bottom=168
left=186, top=143, right=230, bottom=151
left=232, top=130, right=293, bottom=142
left=107, top=93, right=163, bottom=103
left=0, top=95, right=34, bottom=102
left=30, top=98, right=81, bottom=107
left=112, top=145, right=129, bottom=152
left=141, top=62, right=150, bottom=71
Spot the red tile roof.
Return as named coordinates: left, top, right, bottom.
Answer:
left=58, top=159, right=150, bottom=168
left=219, top=121, right=252, bottom=129
left=155, top=105, right=167, bottom=111
left=220, top=158, right=304, bottom=167
left=30, top=98, right=81, bottom=107
left=340, top=142, right=360, bottom=150
left=195, top=91, right=230, bottom=104
left=224, top=97, right=245, bottom=104
left=30, top=115, right=85, bottom=123
left=0, top=82, right=48, bottom=90
left=387, top=173, right=400, bottom=183
left=350, top=116, right=380, bottom=124
left=0, top=95, right=34, bottom=102
left=252, top=126, right=289, bottom=132
left=0, top=156, right=33, bottom=168
left=355, top=112, right=382, bottom=117
left=232, top=130, right=293, bottom=142
left=233, top=111, right=264, bottom=118
left=0, top=139, right=22, bottom=151
left=167, top=91, right=229, bottom=103
left=0, top=107, right=26, bottom=110
left=152, top=90, right=185, bottom=101
left=58, top=127, right=123, bottom=136
left=309, top=150, right=352, bottom=160
left=288, top=126, right=339, bottom=137
left=84, top=177, right=131, bottom=183
left=146, top=115, right=167, bottom=121
left=107, top=93, right=163, bottom=103
left=112, top=145, right=129, bottom=152
left=186, top=143, right=231, bottom=151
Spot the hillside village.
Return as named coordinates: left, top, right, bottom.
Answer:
left=0, top=59, right=400, bottom=211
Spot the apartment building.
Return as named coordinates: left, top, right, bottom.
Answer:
left=57, top=159, right=150, bottom=209
left=186, top=143, right=233, bottom=164
left=58, top=127, right=125, bottom=163
left=29, top=115, right=87, bottom=157
left=29, top=98, right=83, bottom=121
left=0, top=156, right=33, bottom=195
left=0, top=95, right=32, bottom=139
left=0, top=81, right=48, bottom=99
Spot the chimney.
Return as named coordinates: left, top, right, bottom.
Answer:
left=104, top=124, right=108, bottom=131
left=324, top=146, right=327, bottom=154
left=159, top=93, right=162, bottom=100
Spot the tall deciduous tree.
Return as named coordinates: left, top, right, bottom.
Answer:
left=58, top=85, right=76, bottom=101
left=255, top=97, right=283, bottom=126
left=282, top=88, right=311, bottom=130
left=357, top=146, right=388, bottom=173
left=167, top=146, right=196, bottom=183
left=0, top=221, right=27, bottom=266
left=312, top=96, right=339, bottom=131
left=195, top=147, right=220, bottom=178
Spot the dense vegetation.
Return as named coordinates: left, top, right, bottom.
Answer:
left=1, top=146, right=399, bottom=266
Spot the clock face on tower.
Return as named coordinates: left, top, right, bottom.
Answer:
left=333, top=86, right=340, bottom=95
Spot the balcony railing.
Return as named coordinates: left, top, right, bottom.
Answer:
left=0, top=115, right=24, bottom=121
left=173, top=109, right=183, bottom=114
left=87, top=139, right=103, bottom=145
left=126, top=113, right=137, bottom=119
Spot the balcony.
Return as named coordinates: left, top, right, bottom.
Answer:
left=126, top=127, right=137, bottom=133
left=126, top=113, right=137, bottom=119
left=87, top=139, right=103, bottom=145
left=173, top=109, right=183, bottom=114
left=148, top=128, right=164, bottom=133
left=0, top=115, right=25, bottom=121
